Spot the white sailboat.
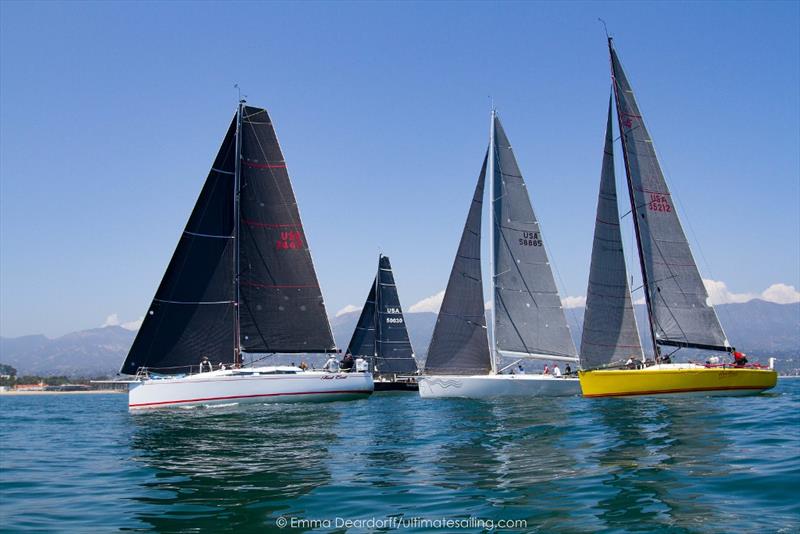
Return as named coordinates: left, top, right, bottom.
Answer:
left=418, top=111, right=580, bottom=398
left=119, top=102, right=373, bottom=410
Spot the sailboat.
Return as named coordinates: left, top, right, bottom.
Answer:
left=418, top=112, right=581, bottom=398
left=346, top=255, right=420, bottom=391
left=577, top=39, right=777, bottom=397
left=119, top=102, right=373, bottom=410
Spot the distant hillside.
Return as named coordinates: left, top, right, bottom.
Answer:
left=0, top=301, right=797, bottom=377
left=0, top=326, right=135, bottom=377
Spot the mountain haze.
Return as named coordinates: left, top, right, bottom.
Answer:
left=0, top=301, right=796, bottom=377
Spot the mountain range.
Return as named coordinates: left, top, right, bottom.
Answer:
left=0, top=300, right=797, bottom=377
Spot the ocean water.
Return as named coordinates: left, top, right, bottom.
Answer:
left=1, top=381, right=798, bottom=533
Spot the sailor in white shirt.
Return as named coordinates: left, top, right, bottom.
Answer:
left=553, top=364, right=562, bottom=378
left=355, top=357, right=369, bottom=373
left=323, top=355, right=340, bottom=373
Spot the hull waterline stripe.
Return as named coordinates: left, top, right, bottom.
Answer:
left=130, top=389, right=371, bottom=407
left=583, top=385, right=770, bottom=398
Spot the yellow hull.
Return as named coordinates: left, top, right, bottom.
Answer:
left=578, top=366, right=778, bottom=398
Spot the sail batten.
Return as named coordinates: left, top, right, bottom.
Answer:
left=579, top=96, right=644, bottom=370
left=609, top=40, right=730, bottom=353
left=425, top=153, right=492, bottom=375
left=491, top=116, right=578, bottom=360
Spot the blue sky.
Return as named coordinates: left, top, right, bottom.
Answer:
left=1, top=1, right=798, bottom=338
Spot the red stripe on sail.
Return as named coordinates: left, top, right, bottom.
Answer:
left=244, top=161, right=286, bottom=169
left=242, top=219, right=301, bottom=228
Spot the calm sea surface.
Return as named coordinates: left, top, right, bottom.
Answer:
left=1, top=380, right=798, bottom=533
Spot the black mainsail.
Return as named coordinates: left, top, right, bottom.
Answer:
left=609, top=40, right=730, bottom=353
left=237, top=106, right=336, bottom=354
left=491, top=114, right=578, bottom=362
left=121, top=104, right=336, bottom=374
left=424, top=154, right=492, bottom=375
left=579, top=98, right=644, bottom=369
left=346, top=255, right=417, bottom=375
left=374, top=256, right=418, bottom=375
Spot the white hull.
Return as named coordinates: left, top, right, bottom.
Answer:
left=417, top=374, right=580, bottom=398
left=128, top=367, right=373, bottom=410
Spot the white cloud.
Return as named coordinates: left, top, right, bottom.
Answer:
left=335, top=304, right=362, bottom=317
left=633, top=296, right=646, bottom=305
left=409, top=290, right=445, bottom=313
left=485, top=299, right=493, bottom=310
left=102, top=313, right=142, bottom=330
left=102, top=313, right=120, bottom=328
left=561, top=295, right=587, bottom=309
left=703, top=279, right=800, bottom=305
left=761, top=283, right=800, bottom=304
left=703, top=279, right=755, bottom=305
left=122, top=317, right=143, bottom=331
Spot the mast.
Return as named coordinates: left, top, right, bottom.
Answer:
left=608, top=37, right=659, bottom=359
left=488, top=109, right=498, bottom=374
left=233, top=100, right=244, bottom=367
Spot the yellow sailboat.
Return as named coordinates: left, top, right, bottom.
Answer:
left=577, top=38, right=777, bottom=398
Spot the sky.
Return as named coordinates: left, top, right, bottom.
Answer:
left=1, top=1, right=798, bottom=338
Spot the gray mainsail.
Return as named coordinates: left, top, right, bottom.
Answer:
left=609, top=40, right=730, bottom=352
left=491, top=115, right=578, bottom=361
left=424, top=153, right=492, bottom=375
left=579, top=98, right=644, bottom=369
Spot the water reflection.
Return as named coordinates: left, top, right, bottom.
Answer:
left=591, top=397, right=730, bottom=532
left=128, top=403, right=340, bottom=532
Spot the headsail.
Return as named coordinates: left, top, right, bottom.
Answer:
left=609, top=40, right=730, bottom=352
left=237, top=106, right=337, bottom=354
left=580, top=97, right=644, bottom=369
left=374, top=255, right=418, bottom=375
left=491, top=115, right=578, bottom=362
left=346, top=278, right=377, bottom=362
left=425, top=153, right=492, bottom=375
left=121, top=118, right=238, bottom=374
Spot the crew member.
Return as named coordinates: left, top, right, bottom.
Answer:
left=733, top=351, right=748, bottom=367
left=355, top=357, right=369, bottom=373
left=199, top=356, right=213, bottom=373
left=553, top=364, right=562, bottom=378
left=341, top=352, right=355, bottom=372
left=323, top=354, right=340, bottom=372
